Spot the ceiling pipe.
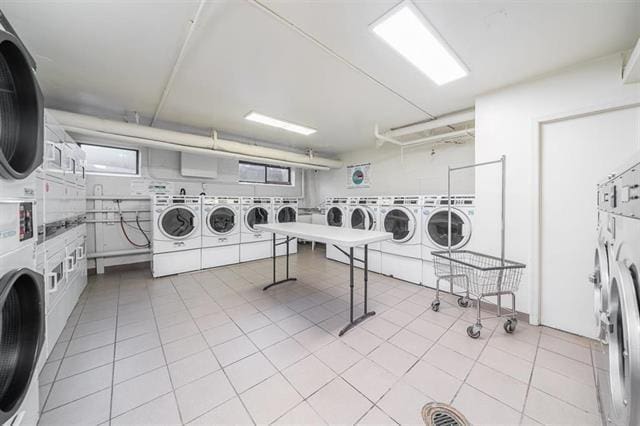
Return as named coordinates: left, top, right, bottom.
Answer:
left=386, top=108, right=475, bottom=138
left=50, top=109, right=341, bottom=169
left=374, top=124, right=474, bottom=148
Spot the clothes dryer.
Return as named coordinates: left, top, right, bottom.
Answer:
left=273, top=197, right=298, bottom=256
left=380, top=195, right=422, bottom=284
left=240, top=197, right=272, bottom=262
left=347, top=196, right=382, bottom=273
left=151, top=195, right=201, bottom=277
left=201, top=196, right=241, bottom=269
left=325, top=197, right=349, bottom=264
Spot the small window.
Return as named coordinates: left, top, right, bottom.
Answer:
left=239, top=161, right=291, bottom=185
left=80, top=144, right=139, bottom=176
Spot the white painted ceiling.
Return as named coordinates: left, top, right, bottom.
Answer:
left=4, top=0, right=639, bottom=155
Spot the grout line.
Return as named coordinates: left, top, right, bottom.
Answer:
left=106, top=273, right=122, bottom=426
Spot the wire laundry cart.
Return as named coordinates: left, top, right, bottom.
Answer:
left=430, top=155, right=527, bottom=338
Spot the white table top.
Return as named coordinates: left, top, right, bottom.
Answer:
left=255, top=222, right=393, bottom=247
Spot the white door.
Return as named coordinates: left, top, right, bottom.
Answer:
left=540, top=106, right=640, bottom=337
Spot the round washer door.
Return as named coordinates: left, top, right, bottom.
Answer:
left=383, top=207, right=415, bottom=243
left=0, top=268, right=44, bottom=424
left=326, top=207, right=343, bottom=227
left=350, top=207, right=368, bottom=230
left=277, top=206, right=296, bottom=223
left=207, top=206, right=236, bottom=235
left=425, top=207, right=471, bottom=249
left=246, top=206, right=269, bottom=231
left=607, top=254, right=640, bottom=425
left=593, top=240, right=611, bottom=326
left=159, top=206, right=197, bottom=239
left=0, top=31, right=44, bottom=180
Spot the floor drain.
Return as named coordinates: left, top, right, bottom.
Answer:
left=422, top=402, right=469, bottom=426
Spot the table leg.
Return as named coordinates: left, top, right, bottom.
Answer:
left=263, top=233, right=297, bottom=291
left=339, top=245, right=375, bottom=336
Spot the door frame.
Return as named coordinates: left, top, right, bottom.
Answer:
left=530, top=95, right=640, bottom=325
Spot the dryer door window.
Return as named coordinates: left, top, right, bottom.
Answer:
left=246, top=207, right=269, bottom=231
left=160, top=207, right=196, bottom=239
left=0, top=268, right=44, bottom=424
left=326, top=207, right=343, bottom=227
left=384, top=208, right=414, bottom=242
left=277, top=207, right=296, bottom=223
left=350, top=208, right=366, bottom=230
left=208, top=207, right=235, bottom=235
left=427, top=209, right=469, bottom=249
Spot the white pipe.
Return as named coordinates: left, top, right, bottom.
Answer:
left=374, top=124, right=474, bottom=148
left=386, top=109, right=475, bottom=138
left=87, top=248, right=151, bottom=259
left=50, top=109, right=342, bottom=169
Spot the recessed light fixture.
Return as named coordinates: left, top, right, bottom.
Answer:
left=371, top=1, right=468, bottom=85
left=244, top=112, right=316, bottom=136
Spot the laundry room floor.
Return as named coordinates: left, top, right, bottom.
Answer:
left=38, top=245, right=604, bottom=426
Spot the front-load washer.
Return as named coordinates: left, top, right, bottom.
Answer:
left=151, top=195, right=201, bottom=277
left=380, top=195, right=423, bottom=284
left=594, top=155, right=640, bottom=426
left=347, top=196, right=382, bottom=273
left=273, top=197, right=298, bottom=256
left=421, top=194, right=475, bottom=288
left=592, top=208, right=614, bottom=343
left=240, top=197, right=272, bottom=262
left=201, top=196, right=241, bottom=269
left=325, top=197, right=348, bottom=264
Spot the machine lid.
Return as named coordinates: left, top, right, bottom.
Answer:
left=0, top=29, right=43, bottom=180
left=0, top=268, right=44, bottom=424
left=207, top=206, right=236, bottom=235
left=425, top=208, right=471, bottom=249
left=159, top=206, right=197, bottom=239
left=383, top=207, right=415, bottom=242
left=277, top=206, right=296, bottom=223
left=326, top=206, right=343, bottom=227
left=246, top=206, right=269, bottom=231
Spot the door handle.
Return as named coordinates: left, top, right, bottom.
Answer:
left=47, top=272, right=59, bottom=293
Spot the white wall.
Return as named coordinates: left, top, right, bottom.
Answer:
left=86, top=146, right=305, bottom=270
left=474, top=52, right=640, bottom=323
left=307, top=141, right=475, bottom=206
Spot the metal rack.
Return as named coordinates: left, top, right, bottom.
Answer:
left=430, top=155, right=527, bottom=338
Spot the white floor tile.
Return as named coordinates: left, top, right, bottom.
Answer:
left=240, top=373, right=303, bottom=424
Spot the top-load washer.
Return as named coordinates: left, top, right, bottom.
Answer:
left=201, top=196, right=241, bottom=269
left=273, top=197, right=298, bottom=256
left=421, top=194, right=475, bottom=288
left=380, top=195, right=423, bottom=283
left=151, top=194, right=201, bottom=277
left=240, top=197, right=272, bottom=262
left=594, top=155, right=640, bottom=426
left=325, top=197, right=348, bottom=264
left=347, top=196, right=382, bottom=273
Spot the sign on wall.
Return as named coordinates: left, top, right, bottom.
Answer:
left=130, top=179, right=174, bottom=195
left=347, top=163, right=371, bottom=188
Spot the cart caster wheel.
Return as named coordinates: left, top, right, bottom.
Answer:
left=504, top=319, right=517, bottom=334
left=431, top=301, right=440, bottom=312
left=467, top=325, right=481, bottom=339
left=457, top=297, right=469, bottom=308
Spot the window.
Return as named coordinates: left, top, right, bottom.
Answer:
left=239, top=161, right=291, bottom=185
left=80, top=144, right=139, bottom=176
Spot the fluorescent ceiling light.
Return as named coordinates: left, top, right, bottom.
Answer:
left=245, top=112, right=316, bottom=136
left=371, top=1, right=468, bottom=85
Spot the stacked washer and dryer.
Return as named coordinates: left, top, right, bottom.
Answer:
left=0, top=11, right=46, bottom=425
left=593, top=155, right=639, bottom=426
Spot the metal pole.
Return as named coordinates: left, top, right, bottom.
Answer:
left=498, top=155, right=507, bottom=314
left=272, top=233, right=276, bottom=285
left=448, top=166, right=452, bottom=255
left=349, top=247, right=354, bottom=323
left=285, top=236, right=290, bottom=279
left=364, top=244, right=369, bottom=313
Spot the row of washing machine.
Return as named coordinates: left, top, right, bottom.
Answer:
left=151, top=195, right=299, bottom=277
left=324, top=194, right=475, bottom=287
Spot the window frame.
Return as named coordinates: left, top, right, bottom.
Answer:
left=79, top=143, right=141, bottom=177
left=238, top=161, right=292, bottom=186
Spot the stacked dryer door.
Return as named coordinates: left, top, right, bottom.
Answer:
left=421, top=195, right=475, bottom=288
left=151, top=195, right=201, bottom=277
left=347, top=197, right=382, bottom=273
left=380, top=196, right=423, bottom=284
left=240, top=197, right=272, bottom=262
left=273, top=197, right=298, bottom=256
left=594, top=157, right=640, bottom=426
left=201, top=196, right=241, bottom=269
left=325, top=197, right=348, bottom=264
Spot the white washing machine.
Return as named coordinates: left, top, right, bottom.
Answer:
left=201, top=196, right=241, bottom=269
left=347, top=196, right=382, bottom=273
left=151, top=195, right=201, bottom=277
left=594, top=156, right=640, bottom=426
left=273, top=197, right=298, bottom=256
left=380, top=195, right=423, bottom=284
left=325, top=197, right=348, bottom=263
left=240, top=197, right=272, bottom=262
left=421, top=194, right=475, bottom=288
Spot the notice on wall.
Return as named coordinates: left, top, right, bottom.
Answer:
left=347, top=163, right=371, bottom=188
left=130, top=179, right=174, bottom=195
